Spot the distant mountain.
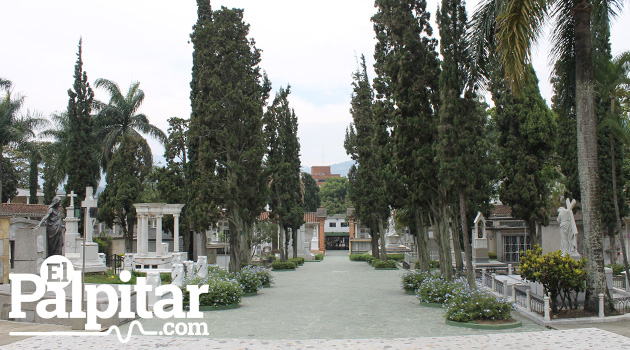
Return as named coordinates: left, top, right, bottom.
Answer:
left=301, top=160, right=355, bottom=178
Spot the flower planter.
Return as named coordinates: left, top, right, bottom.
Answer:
left=199, top=303, right=240, bottom=311
left=445, top=319, right=522, bottom=330
left=403, top=288, right=416, bottom=295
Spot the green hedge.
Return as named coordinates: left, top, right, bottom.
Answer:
left=288, top=258, right=303, bottom=267
left=488, top=252, right=498, bottom=260
left=387, top=253, right=405, bottom=261
left=315, top=253, right=324, bottom=261
left=444, top=289, right=512, bottom=322
left=349, top=253, right=370, bottom=261
left=271, top=261, right=297, bottom=270
left=374, top=260, right=397, bottom=269
left=415, top=260, right=441, bottom=270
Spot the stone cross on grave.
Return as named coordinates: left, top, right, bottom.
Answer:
left=67, top=191, right=77, bottom=208
left=81, top=187, right=98, bottom=242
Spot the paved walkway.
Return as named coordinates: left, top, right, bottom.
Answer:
left=2, top=251, right=630, bottom=349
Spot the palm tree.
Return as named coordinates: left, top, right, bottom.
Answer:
left=597, top=51, right=630, bottom=289
left=470, top=0, right=624, bottom=312
left=93, top=79, right=167, bottom=172
left=0, top=80, right=47, bottom=206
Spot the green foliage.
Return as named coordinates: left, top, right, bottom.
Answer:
left=302, top=172, right=320, bottom=212
left=188, top=3, right=270, bottom=271
left=349, top=253, right=370, bottom=261
left=488, top=252, right=498, bottom=260
left=97, top=134, right=150, bottom=251
left=271, top=261, right=296, bottom=270
left=183, top=274, right=243, bottom=308
left=444, top=289, right=513, bottom=322
left=230, top=269, right=263, bottom=293
left=93, top=234, right=112, bottom=254
left=288, top=258, right=303, bottom=267
left=519, top=245, right=587, bottom=312
left=0, top=157, right=18, bottom=202
left=264, top=86, right=304, bottom=259
left=401, top=270, right=435, bottom=291
left=314, top=253, right=324, bottom=261
left=65, top=39, right=99, bottom=207
left=374, top=259, right=398, bottom=269
left=242, top=265, right=274, bottom=286
left=429, top=260, right=440, bottom=269
left=416, top=276, right=469, bottom=305
left=608, top=263, right=625, bottom=275
left=319, top=177, right=350, bottom=215
left=491, top=65, right=558, bottom=242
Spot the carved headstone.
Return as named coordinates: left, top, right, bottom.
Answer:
left=171, top=263, right=184, bottom=287
left=196, top=256, right=208, bottom=278
left=123, top=254, right=135, bottom=271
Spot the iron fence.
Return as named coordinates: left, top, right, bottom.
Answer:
left=106, top=254, right=124, bottom=274
left=613, top=297, right=630, bottom=315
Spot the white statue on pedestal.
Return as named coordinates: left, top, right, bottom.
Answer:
left=557, top=198, right=580, bottom=259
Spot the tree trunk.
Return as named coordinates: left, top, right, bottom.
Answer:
left=459, top=190, right=475, bottom=288
left=451, top=210, right=464, bottom=272
left=416, top=211, right=430, bottom=271
left=124, top=219, right=133, bottom=254
left=379, top=217, right=388, bottom=261
left=610, top=135, right=630, bottom=289
left=573, top=0, right=610, bottom=312
left=371, top=223, right=380, bottom=259
left=228, top=214, right=245, bottom=272
left=527, top=220, right=537, bottom=250
left=292, top=227, right=298, bottom=259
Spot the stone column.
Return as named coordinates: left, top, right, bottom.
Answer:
left=173, top=213, right=180, bottom=252
left=139, top=214, right=148, bottom=255
left=155, top=214, right=163, bottom=254
left=136, top=214, right=143, bottom=255
left=318, top=219, right=325, bottom=252
left=348, top=217, right=355, bottom=239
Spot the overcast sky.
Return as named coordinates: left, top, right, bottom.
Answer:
left=2, top=1, right=630, bottom=168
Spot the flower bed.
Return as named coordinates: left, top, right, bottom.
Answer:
left=401, top=270, right=434, bottom=292
left=242, top=265, right=274, bottom=287
left=182, top=275, right=243, bottom=308
left=230, top=268, right=263, bottom=293
left=443, top=288, right=513, bottom=323
left=416, top=276, right=468, bottom=305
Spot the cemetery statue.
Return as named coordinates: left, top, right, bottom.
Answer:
left=35, top=196, right=65, bottom=257
left=557, top=198, right=579, bottom=258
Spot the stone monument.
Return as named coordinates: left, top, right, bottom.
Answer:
left=558, top=198, right=581, bottom=259
left=472, top=212, right=489, bottom=263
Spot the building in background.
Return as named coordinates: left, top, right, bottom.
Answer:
left=311, top=166, right=340, bottom=187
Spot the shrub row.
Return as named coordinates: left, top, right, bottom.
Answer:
left=414, top=260, right=441, bottom=270
left=271, top=261, right=297, bottom=270
left=314, top=253, right=324, bottom=261
left=373, top=259, right=397, bottom=269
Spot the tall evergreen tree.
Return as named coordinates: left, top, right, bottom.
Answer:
left=372, top=0, right=441, bottom=268
left=264, top=86, right=304, bottom=260
left=491, top=65, right=558, bottom=247
left=436, top=0, right=492, bottom=287
left=65, top=39, right=98, bottom=204
left=188, top=2, right=270, bottom=271
left=345, top=55, right=391, bottom=260
left=301, top=172, right=320, bottom=212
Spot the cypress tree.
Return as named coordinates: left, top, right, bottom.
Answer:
left=301, top=172, right=320, bottom=212
left=372, top=0, right=441, bottom=267
left=188, top=3, right=270, bottom=271
left=491, top=65, right=558, bottom=247
left=436, top=0, right=492, bottom=287
left=65, top=38, right=98, bottom=205
left=264, top=86, right=304, bottom=260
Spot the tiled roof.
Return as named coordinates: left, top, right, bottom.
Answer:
left=257, top=211, right=318, bottom=223
left=0, top=203, right=49, bottom=217
left=492, top=205, right=512, bottom=216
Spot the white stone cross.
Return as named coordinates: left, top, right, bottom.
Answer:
left=67, top=190, right=77, bottom=207
left=82, top=187, right=98, bottom=242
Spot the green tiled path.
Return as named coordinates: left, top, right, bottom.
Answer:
left=122, top=250, right=546, bottom=339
